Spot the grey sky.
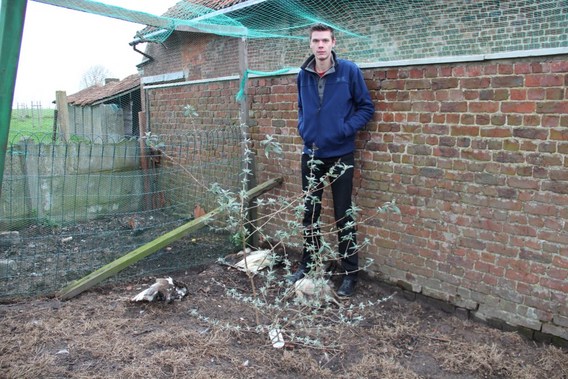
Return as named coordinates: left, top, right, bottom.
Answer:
left=12, top=0, right=177, bottom=108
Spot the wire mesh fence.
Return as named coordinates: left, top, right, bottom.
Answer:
left=0, top=127, right=244, bottom=300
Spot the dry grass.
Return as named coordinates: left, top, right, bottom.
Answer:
left=0, top=264, right=567, bottom=378
left=535, top=345, right=568, bottom=378
left=440, top=341, right=510, bottom=377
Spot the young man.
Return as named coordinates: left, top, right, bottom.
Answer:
left=289, top=24, right=375, bottom=297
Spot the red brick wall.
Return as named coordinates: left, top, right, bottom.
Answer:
left=146, top=80, right=243, bottom=213
left=146, top=54, right=568, bottom=341
left=247, top=55, right=568, bottom=341
left=143, top=32, right=240, bottom=80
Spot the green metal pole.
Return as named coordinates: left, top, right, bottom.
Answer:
left=0, top=0, right=28, bottom=197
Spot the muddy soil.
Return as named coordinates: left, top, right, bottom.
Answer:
left=1, top=257, right=567, bottom=379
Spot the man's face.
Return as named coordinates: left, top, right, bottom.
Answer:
left=310, top=30, right=335, bottom=62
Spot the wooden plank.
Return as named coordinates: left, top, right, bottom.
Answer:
left=55, top=91, right=70, bottom=142
left=58, top=177, right=283, bottom=300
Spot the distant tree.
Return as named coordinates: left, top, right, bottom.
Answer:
left=80, top=65, right=112, bottom=88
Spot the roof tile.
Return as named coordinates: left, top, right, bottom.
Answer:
left=67, top=74, right=140, bottom=106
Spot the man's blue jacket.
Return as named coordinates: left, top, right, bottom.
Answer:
left=297, top=51, right=375, bottom=158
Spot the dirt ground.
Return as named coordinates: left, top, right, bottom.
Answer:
left=1, top=255, right=567, bottom=379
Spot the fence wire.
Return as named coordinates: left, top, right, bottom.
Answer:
left=0, top=127, right=244, bottom=300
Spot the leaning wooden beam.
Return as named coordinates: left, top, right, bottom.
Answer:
left=58, top=177, right=283, bottom=300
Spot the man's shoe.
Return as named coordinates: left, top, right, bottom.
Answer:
left=337, top=276, right=357, bottom=297
left=286, top=267, right=307, bottom=284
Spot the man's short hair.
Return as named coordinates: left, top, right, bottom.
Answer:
left=309, top=23, right=335, bottom=40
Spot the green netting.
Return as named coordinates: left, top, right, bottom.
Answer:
left=34, top=0, right=568, bottom=62
left=31, top=0, right=568, bottom=90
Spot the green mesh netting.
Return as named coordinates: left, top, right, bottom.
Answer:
left=34, top=0, right=568, bottom=60
left=31, top=0, right=568, bottom=101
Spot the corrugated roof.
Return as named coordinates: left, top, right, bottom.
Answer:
left=67, top=74, right=140, bottom=107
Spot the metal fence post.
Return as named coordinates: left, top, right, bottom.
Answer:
left=0, top=0, right=28, bottom=197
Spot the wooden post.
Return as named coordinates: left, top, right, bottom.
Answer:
left=51, top=109, right=58, bottom=142
left=138, top=111, right=152, bottom=210
left=55, top=90, right=70, bottom=142
left=238, top=37, right=250, bottom=126
left=238, top=36, right=259, bottom=248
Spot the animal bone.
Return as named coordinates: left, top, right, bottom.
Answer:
left=131, top=277, right=188, bottom=303
left=233, top=249, right=276, bottom=274
left=293, top=277, right=340, bottom=306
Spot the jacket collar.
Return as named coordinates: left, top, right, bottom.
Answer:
left=301, top=51, right=337, bottom=74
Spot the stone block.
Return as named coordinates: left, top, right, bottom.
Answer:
left=542, top=323, right=568, bottom=341
left=474, top=303, right=542, bottom=330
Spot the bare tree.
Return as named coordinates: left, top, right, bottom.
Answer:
left=80, top=65, right=112, bottom=88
